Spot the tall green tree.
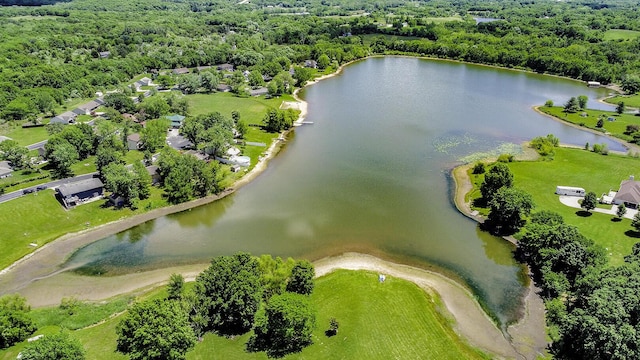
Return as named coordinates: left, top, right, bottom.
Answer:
left=48, top=142, right=79, bottom=179
left=577, top=95, right=588, bottom=109
left=564, top=97, right=580, bottom=113
left=248, top=292, right=316, bottom=358
left=617, top=101, right=626, bottom=115
left=117, top=299, right=196, bottom=360
left=195, top=252, right=262, bottom=335
left=286, top=260, right=315, bottom=295
left=581, top=191, right=597, bottom=212
left=141, top=118, right=170, bottom=153
left=480, top=162, right=513, bottom=203
left=487, top=187, right=534, bottom=235
left=0, top=294, right=36, bottom=349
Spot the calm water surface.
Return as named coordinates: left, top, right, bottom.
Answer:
left=63, top=57, right=617, bottom=326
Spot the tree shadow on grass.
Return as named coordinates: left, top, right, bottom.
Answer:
left=625, top=230, right=640, bottom=238
left=575, top=210, right=593, bottom=217
left=611, top=217, right=623, bottom=222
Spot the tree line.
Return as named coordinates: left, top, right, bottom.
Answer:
left=2, top=0, right=640, bottom=122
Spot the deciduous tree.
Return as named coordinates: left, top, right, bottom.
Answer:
left=581, top=191, right=597, bottom=212
left=117, top=299, right=196, bottom=360
left=248, top=292, right=316, bottom=358
left=195, top=252, right=262, bottom=335
left=487, top=187, right=534, bottom=235
left=286, top=260, right=315, bottom=295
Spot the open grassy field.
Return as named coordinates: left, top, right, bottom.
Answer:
left=0, top=270, right=489, bottom=360
left=538, top=106, right=640, bottom=144
left=1, top=123, right=49, bottom=146
left=471, top=147, right=640, bottom=265
left=186, top=92, right=295, bottom=125
left=605, top=93, right=640, bottom=109
left=603, top=29, right=640, bottom=41
left=0, top=186, right=168, bottom=270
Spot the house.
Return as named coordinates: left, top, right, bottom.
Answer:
left=0, top=161, right=12, bottom=179
left=587, top=81, right=601, bottom=87
left=173, top=68, right=190, bottom=75
left=72, top=107, right=89, bottom=116
left=250, top=87, right=269, bottom=97
left=165, top=114, right=186, bottom=128
left=613, top=176, right=640, bottom=208
left=146, top=165, right=161, bottom=185
left=304, top=60, right=318, bottom=68
left=99, top=51, right=110, bottom=59
left=196, top=66, right=212, bottom=72
left=216, top=84, right=232, bottom=92
left=134, top=77, right=153, bottom=89
left=217, top=63, right=234, bottom=72
left=56, top=178, right=104, bottom=208
left=50, top=111, right=76, bottom=125
left=555, top=186, right=585, bottom=196
left=127, top=133, right=142, bottom=150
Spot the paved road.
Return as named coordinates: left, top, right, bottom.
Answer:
left=558, top=195, right=639, bottom=219
left=0, top=172, right=99, bottom=204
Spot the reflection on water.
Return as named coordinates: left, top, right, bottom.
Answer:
left=60, top=57, right=622, bottom=326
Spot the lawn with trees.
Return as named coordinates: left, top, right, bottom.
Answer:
left=0, top=266, right=489, bottom=360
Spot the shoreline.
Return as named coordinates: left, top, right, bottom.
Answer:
left=531, top=105, right=640, bottom=155
left=451, top=158, right=547, bottom=359
left=2, top=55, right=552, bottom=359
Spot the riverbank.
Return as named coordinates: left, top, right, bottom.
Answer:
left=451, top=158, right=547, bottom=360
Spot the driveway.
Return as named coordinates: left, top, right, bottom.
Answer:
left=559, top=195, right=639, bottom=219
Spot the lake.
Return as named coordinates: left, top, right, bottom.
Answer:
left=57, top=57, right=617, bottom=326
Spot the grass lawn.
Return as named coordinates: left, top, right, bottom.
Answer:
left=603, top=29, right=640, bottom=41
left=538, top=106, right=640, bottom=144
left=186, top=92, right=295, bottom=125
left=188, top=271, right=488, bottom=359
left=0, top=270, right=488, bottom=360
left=1, top=123, right=49, bottom=146
left=471, top=147, right=640, bottom=265
left=0, top=186, right=168, bottom=270
left=605, top=93, right=640, bottom=109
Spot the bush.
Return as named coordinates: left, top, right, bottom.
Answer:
left=544, top=100, right=554, bottom=107
left=497, top=153, right=514, bottom=162
left=472, top=162, right=485, bottom=174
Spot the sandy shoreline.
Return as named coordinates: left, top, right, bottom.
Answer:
left=1, top=56, right=547, bottom=359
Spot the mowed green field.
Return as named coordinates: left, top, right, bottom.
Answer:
left=606, top=93, right=640, bottom=109
left=538, top=106, right=640, bottom=143
left=0, top=271, right=489, bottom=360
left=506, top=147, right=640, bottom=265
left=603, top=29, right=640, bottom=41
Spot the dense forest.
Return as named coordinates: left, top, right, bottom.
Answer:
left=0, top=0, right=640, bottom=121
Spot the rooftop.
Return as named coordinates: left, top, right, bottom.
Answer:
left=57, top=178, right=104, bottom=198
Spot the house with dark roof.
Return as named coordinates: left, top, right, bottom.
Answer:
left=613, top=176, right=640, bottom=208
left=250, top=87, right=269, bottom=97
left=217, top=63, right=235, bottom=72
left=173, top=68, right=190, bottom=75
left=56, top=178, right=104, bottom=208
left=127, top=133, right=142, bottom=150
left=50, top=111, right=76, bottom=125
left=165, top=114, right=186, bottom=128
